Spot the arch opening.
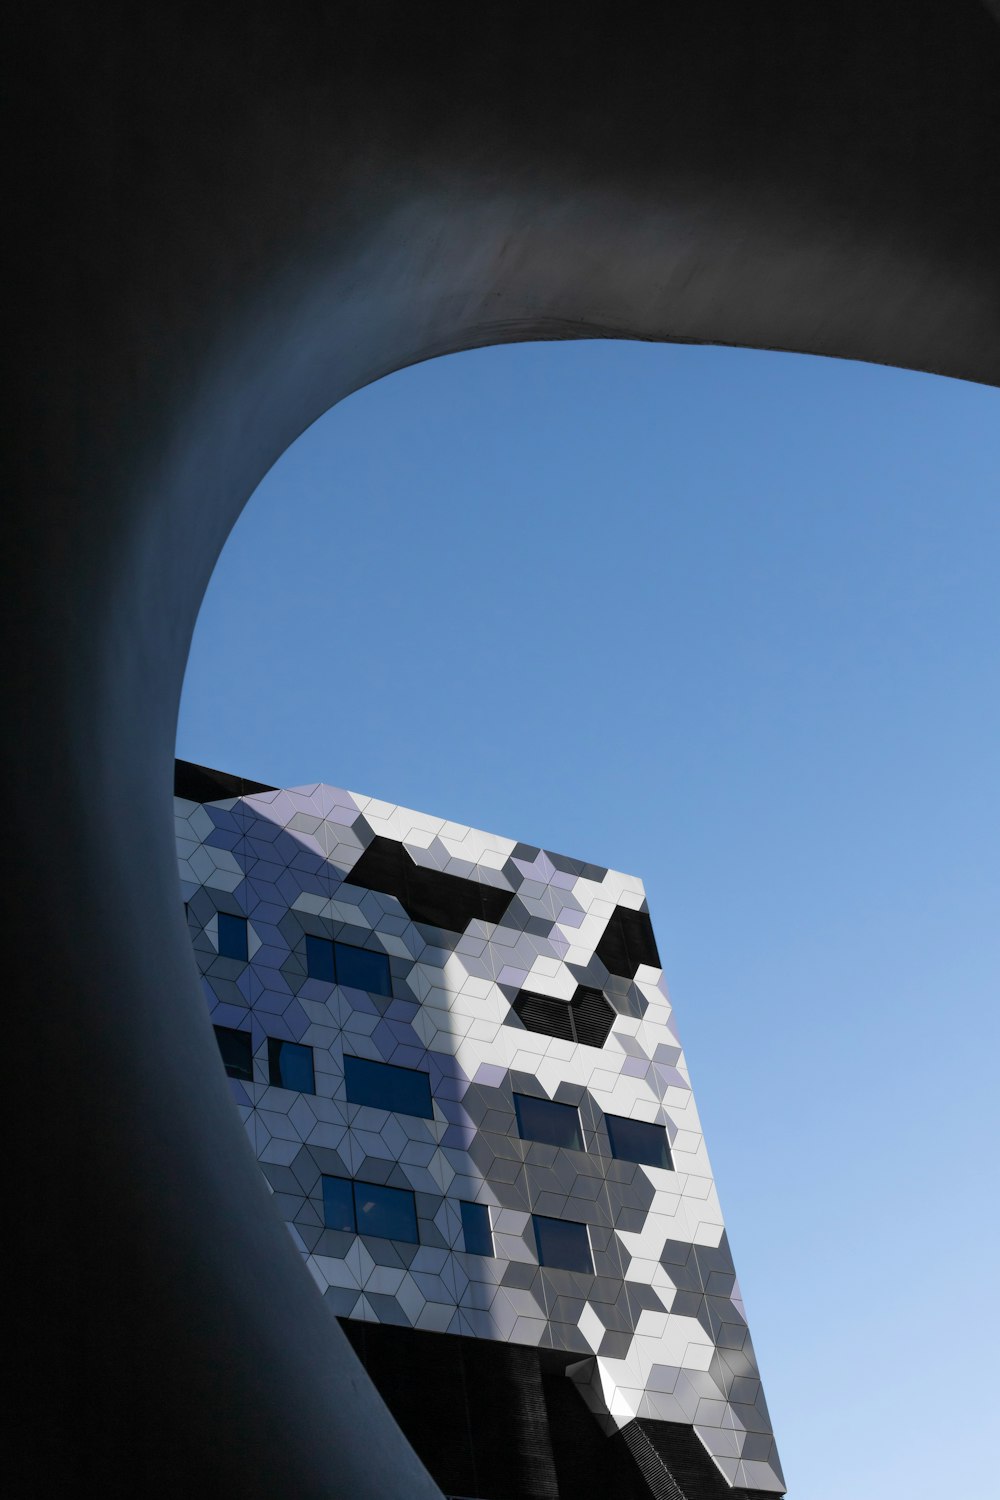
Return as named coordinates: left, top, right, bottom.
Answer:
left=177, top=339, right=1000, bottom=1499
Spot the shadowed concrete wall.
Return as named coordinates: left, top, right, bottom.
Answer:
left=5, top=3, right=999, bottom=1494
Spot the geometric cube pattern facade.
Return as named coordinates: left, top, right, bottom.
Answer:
left=175, top=769, right=784, bottom=1494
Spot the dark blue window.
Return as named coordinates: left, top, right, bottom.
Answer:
left=460, top=1200, right=493, bottom=1256
left=303, top=937, right=391, bottom=994
left=305, top=934, right=336, bottom=982
left=532, top=1215, right=593, bottom=1273
left=344, top=1055, right=433, bottom=1119
left=267, top=1038, right=315, bottom=1094
left=321, top=1176, right=420, bottom=1244
left=513, top=1093, right=583, bottom=1151
left=213, top=1025, right=252, bottom=1081
left=217, top=912, right=248, bottom=961
left=334, top=941, right=391, bottom=996
left=605, top=1114, right=673, bottom=1170
left=322, top=1176, right=356, bottom=1233
left=353, top=1181, right=419, bottom=1243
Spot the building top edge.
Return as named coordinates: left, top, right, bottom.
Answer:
left=173, top=758, right=648, bottom=902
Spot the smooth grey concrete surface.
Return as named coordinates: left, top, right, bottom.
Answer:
left=5, top=3, right=999, bottom=1494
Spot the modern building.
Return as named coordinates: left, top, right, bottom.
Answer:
left=175, top=759, right=785, bottom=1500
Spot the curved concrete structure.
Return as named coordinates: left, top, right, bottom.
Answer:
left=6, top=3, right=999, bottom=1494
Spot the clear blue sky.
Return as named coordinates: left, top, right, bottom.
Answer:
left=178, top=341, right=999, bottom=1499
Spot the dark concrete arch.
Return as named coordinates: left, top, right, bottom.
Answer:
left=6, top=3, right=999, bottom=1494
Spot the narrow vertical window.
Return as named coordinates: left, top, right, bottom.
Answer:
left=305, top=934, right=335, bottom=982
left=213, top=1025, right=253, bottom=1081
left=267, top=1038, right=316, bottom=1094
left=217, top=912, right=248, bottom=961
left=460, top=1201, right=493, bottom=1256
left=322, top=1177, right=356, bottom=1233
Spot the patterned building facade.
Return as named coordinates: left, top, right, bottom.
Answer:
left=175, top=760, right=785, bottom=1499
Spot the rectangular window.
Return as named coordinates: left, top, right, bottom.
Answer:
left=305, top=934, right=336, bottom=982
left=460, top=1200, right=493, bottom=1256
left=513, top=1093, right=583, bottom=1151
left=321, top=1176, right=356, bottom=1233
left=303, top=936, right=392, bottom=995
left=344, top=1055, right=434, bottom=1118
left=353, top=1180, right=419, bottom=1243
left=334, top=941, right=391, bottom=997
left=267, top=1038, right=316, bottom=1094
left=532, top=1214, right=593, bottom=1274
left=605, top=1114, right=673, bottom=1170
left=321, top=1176, right=419, bottom=1244
left=217, top=912, right=248, bottom=961
left=213, top=1024, right=253, bottom=1081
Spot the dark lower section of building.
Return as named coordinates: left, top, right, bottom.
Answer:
left=340, top=1321, right=780, bottom=1500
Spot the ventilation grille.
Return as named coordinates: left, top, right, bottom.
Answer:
left=515, top=991, right=575, bottom=1041
left=513, top=985, right=615, bottom=1048
left=572, top=987, right=615, bottom=1047
left=618, top=1423, right=688, bottom=1500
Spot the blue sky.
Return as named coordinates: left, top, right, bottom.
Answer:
left=178, top=341, right=999, bottom=1499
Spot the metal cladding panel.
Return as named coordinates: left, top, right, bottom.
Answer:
left=176, top=773, right=784, bottom=1495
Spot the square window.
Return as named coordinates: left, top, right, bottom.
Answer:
left=217, top=912, right=248, bottom=961
left=532, top=1214, right=593, bottom=1274
left=305, top=934, right=335, bottom=983
left=605, top=1114, right=673, bottom=1170
left=344, top=1055, right=433, bottom=1119
left=320, top=1177, right=420, bottom=1244
left=322, top=1176, right=356, bottom=1233
left=213, top=1024, right=253, bottom=1081
left=460, top=1200, right=493, bottom=1256
left=352, top=1181, right=418, bottom=1243
left=513, top=1093, right=583, bottom=1151
left=334, top=941, right=391, bottom=997
left=267, top=1038, right=315, bottom=1094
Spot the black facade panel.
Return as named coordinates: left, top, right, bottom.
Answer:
left=596, top=907, right=662, bottom=978
left=341, top=1320, right=559, bottom=1500
left=340, top=1321, right=773, bottom=1500
left=347, top=835, right=514, bottom=932
left=174, top=758, right=276, bottom=802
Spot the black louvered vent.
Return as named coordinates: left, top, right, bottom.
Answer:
left=617, top=1423, right=687, bottom=1500
left=513, top=991, right=575, bottom=1041
left=513, top=985, right=615, bottom=1048
left=571, top=987, right=615, bottom=1047
left=619, top=1418, right=783, bottom=1500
